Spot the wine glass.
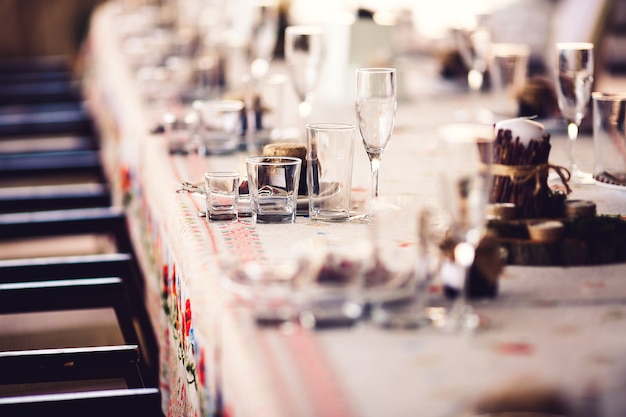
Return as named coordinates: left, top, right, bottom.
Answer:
left=436, top=123, right=494, bottom=332
left=453, top=24, right=493, bottom=123
left=284, top=25, right=324, bottom=138
left=242, top=0, right=280, bottom=147
left=555, top=42, right=594, bottom=184
left=248, top=0, right=280, bottom=81
left=355, top=68, right=397, bottom=214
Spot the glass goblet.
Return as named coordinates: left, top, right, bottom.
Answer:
left=555, top=42, right=594, bottom=184
left=355, top=68, right=397, bottom=215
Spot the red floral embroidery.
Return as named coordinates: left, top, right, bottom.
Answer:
left=184, top=298, right=192, bottom=337
left=162, top=264, right=169, bottom=295
left=120, top=165, right=131, bottom=194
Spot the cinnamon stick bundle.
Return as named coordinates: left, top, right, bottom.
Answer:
left=490, top=128, right=552, bottom=218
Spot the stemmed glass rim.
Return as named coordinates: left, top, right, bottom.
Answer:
left=252, top=0, right=279, bottom=6
left=356, top=67, right=396, bottom=74
left=490, top=42, right=531, bottom=56
left=204, top=171, right=240, bottom=178
left=591, top=91, right=626, bottom=100
left=285, top=25, right=323, bottom=35
left=306, top=122, right=355, bottom=131
left=555, top=41, right=594, bottom=50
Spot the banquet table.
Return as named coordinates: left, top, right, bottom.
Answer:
left=83, top=3, right=626, bottom=417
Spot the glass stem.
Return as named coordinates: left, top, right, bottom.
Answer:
left=567, top=122, right=579, bottom=174
left=442, top=242, right=478, bottom=332
left=369, top=155, right=381, bottom=199
left=442, top=265, right=471, bottom=331
left=298, top=100, right=313, bottom=142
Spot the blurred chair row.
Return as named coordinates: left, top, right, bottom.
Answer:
left=0, top=56, right=163, bottom=416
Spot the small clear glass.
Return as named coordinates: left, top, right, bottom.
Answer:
left=245, top=156, right=302, bottom=223
left=204, top=172, right=240, bottom=221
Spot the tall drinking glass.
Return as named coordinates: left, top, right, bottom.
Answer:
left=436, top=123, right=494, bottom=332
left=355, top=68, right=397, bottom=215
left=555, top=42, right=594, bottom=184
left=284, top=25, right=324, bottom=138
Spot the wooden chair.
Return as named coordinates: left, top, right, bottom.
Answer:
left=0, top=56, right=162, bottom=416
left=0, top=346, right=163, bottom=417
left=0, top=252, right=159, bottom=378
left=0, top=101, right=95, bottom=137
left=0, top=249, right=162, bottom=415
left=0, top=206, right=135, bottom=260
left=0, top=182, right=111, bottom=214
left=0, top=387, right=163, bottom=417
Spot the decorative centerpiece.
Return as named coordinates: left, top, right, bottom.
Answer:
left=490, top=118, right=570, bottom=219
left=487, top=118, right=626, bottom=266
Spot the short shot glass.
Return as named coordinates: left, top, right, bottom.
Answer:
left=204, top=172, right=240, bottom=221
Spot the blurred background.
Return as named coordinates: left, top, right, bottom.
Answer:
left=0, top=0, right=623, bottom=73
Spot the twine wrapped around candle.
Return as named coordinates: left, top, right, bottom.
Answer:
left=490, top=163, right=572, bottom=195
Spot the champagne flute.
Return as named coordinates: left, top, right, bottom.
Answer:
left=284, top=25, right=324, bottom=138
left=555, top=42, right=594, bottom=184
left=248, top=0, right=279, bottom=81
left=242, top=0, right=279, bottom=147
left=436, top=123, right=494, bottom=332
left=453, top=24, right=493, bottom=123
left=355, top=68, right=397, bottom=214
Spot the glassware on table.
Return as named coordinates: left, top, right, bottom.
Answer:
left=294, top=236, right=373, bottom=329
left=453, top=24, right=493, bottom=123
left=248, top=0, right=280, bottom=81
left=355, top=67, right=397, bottom=216
left=257, top=73, right=289, bottom=141
left=221, top=256, right=308, bottom=333
left=241, top=0, right=280, bottom=149
left=245, top=156, right=302, bottom=223
left=592, top=92, right=626, bottom=187
left=192, top=99, right=244, bottom=155
left=436, top=123, right=495, bottom=332
left=306, top=123, right=356, bottom=222
left=555, top=42, right=594, bottom=184
left=162, top=109, right=199, bottom=155
left=204, top=172, right=240, bottom=221
left=284, top=25, right=325, bottom=139
left=489, top=43, right=530, bottom=117
left=368, top=194, right=442, bottom=329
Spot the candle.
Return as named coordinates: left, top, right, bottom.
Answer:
left=494, top=118, right=545, bottom=146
